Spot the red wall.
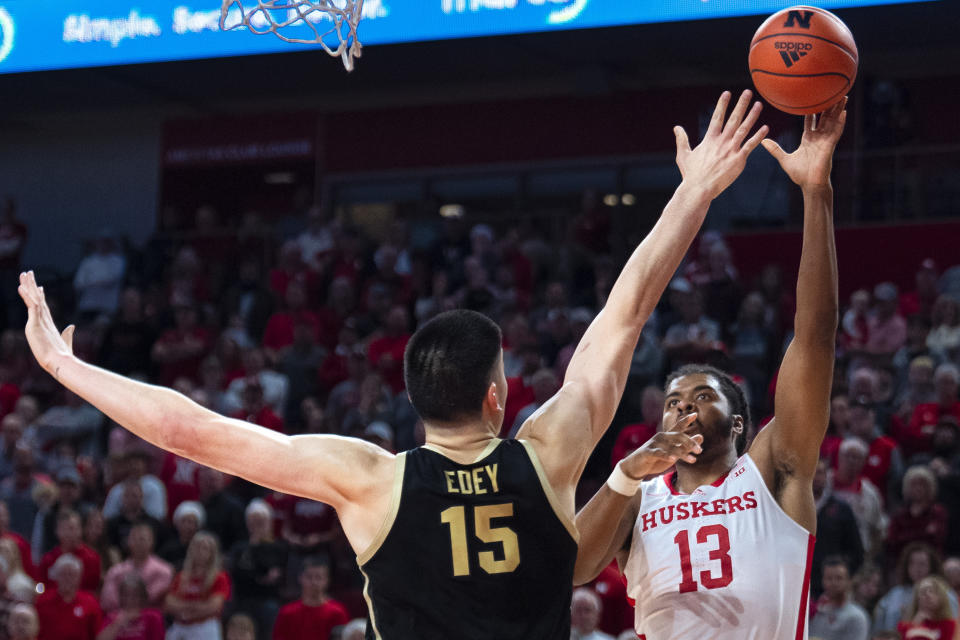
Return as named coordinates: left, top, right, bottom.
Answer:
left=724, top=220, right=960, bottom=299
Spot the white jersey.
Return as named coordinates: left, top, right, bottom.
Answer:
left=624, top=453, right=814, bottom=640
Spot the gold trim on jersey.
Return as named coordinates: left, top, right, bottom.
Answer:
left=356, top=452, right=407, bottom=566
left=358, top=564, right=383, bottom=640
left=421, top=437, right=503, bottom=465
left=518, top=439, right=580, bottom=544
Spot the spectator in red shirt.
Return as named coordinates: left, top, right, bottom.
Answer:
left=848, top=395, right=904, bottom=504
left=232, top=379, right=284, bottom=434
left=39, top=510, right=101, bottom=593
left=366, top=306, right=411, bottom=395
left=95, top=573, right=164, bottom=640
left=610, top=386, right=665, bottom=467
left=150, top=305, right=211, bottom=386
left=900, top=258, right=940, bottom=320
left=887, top=466, right=950, bottom=564
left=897, top=576, right=959, bottom=640
left=906, top=364, right=960, bottom=458
left=164, top=532, right=230, bottom=640
left=160, top=454, right=200, bottom=522
left=501, top=344, right=541, bottom=436
left=262, top=281, right=321, bottom=362
left=35, top=554, right=102, bottom=640
left=272, top=557, right=348, bottom=640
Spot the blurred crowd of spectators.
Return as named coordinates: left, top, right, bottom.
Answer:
left=0, top=192, right=959, bottom=640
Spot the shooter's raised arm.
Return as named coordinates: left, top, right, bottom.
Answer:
left=518, top=90, right=768, bottom=492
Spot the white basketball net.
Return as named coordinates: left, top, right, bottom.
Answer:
left=220, top=0, right=364, bottom=71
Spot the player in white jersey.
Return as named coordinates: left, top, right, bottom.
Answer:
left=574, top=97, right=849, bottom=640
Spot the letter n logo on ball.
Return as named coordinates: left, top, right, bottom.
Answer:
left=783, top=10, right=814, bottom=29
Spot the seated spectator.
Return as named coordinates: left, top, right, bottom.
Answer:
left=262, top=281, right=322, bottom=361
left=231, top=380, right=284, bottom=434
left=822, top=393, right=851, bottom=464
left=609, top=386, right=664, bottom=467
left=662, top=287, right=721, bottom=370
left=927, top=295, right=960, bottom=360
left=226, top=499, right=287, bottom=640
left=271, top=557, right=348, bottom=640
left=158, top=501, right=204, bottom=570
left=570, top=587, right=614, bottom=640
left=277, top=322, right=326, bottom=431
left=197, top=468, right=246, bottom=555
left=851, top=564, right=885, bottom=616
left=103, top=451, right=167, bottom=523
left=0, top=539, right=35, bottom=603
left=222, top=349, right=288, bottom=420
left=38, top=467, right=93, bottom=555
left=0, top=555, right=18, bottom=632
left=944, top=557, right=960, bottom=595
left=159, top=453, right=200, bottom=521
left=366, top=306, right=411, bottom=395
left=96, top=288, right=156, bottom=377
left=0, top=501, right=36, bottom=583
left=100, top=523, right=173, bottom=613
left=507, top=368, right=559, bottom=438
left=105, top=480, right=166, bottom=554
left=32, top=391, right=104, bottom=459
left=841, top=289, right=872, bottom=354
left=813, top=459, right=864, bottom=598
left=865, top=283, right=907, bottom=359
left=905, top=364, right=960, bottom=458
left=874, top=542, right=959, bottom=633
left=339, top=619, right=366, bottom=640
left=0, top=414, right=25, bottom=479
left=896, top=576, right=958, bottom=640
left=73, top=231, right=125, bottom=324
left=150, top=304, right=212, bottom=386
left=892, top=356, right=937, bottom=444
left=35, top=554, right=102, bottom=640
left=164, top=532, right=230, bottom=640
left=95, top=573, right=164, bottom=640
left=900, top=258, right=940, bottom=320
left=83, top=509, right=121, bottom=579
left=810, top=556, right=870, bottom=640
left=587, top=561, right=634, bottom=637
left=847, top=396, right=903, bottom=503
left=39, top=510, right=100, bottom=593
left=830, top=438, right=886, bottom=558
left=224, top=613, right=256, bottom=640
left=886, top=466, right=949, bottom=563
left=6, top=603, right=38, bottom=640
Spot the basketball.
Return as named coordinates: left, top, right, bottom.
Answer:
left=748, top=5, right=858, bottom=115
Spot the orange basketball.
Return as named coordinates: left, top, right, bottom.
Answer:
left=748, top=5, right=858, bottom=115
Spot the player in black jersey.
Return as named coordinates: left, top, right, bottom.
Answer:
left=18, top=90, right=767, bottom=639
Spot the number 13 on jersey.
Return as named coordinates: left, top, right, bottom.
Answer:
left=441, top=503, right=520, bottom=577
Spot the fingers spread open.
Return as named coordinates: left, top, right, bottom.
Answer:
left=741, top=124, right=770, bottom=156
left=733, top=102, right=764, bottom=147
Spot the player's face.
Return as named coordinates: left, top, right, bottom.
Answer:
left=663, top=373, right=740, bottom=463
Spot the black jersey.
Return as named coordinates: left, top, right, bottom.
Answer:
left=358, top=438, right=578, bottom=640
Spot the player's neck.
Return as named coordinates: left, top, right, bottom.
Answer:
left=675, top=449, right=739, bottom=494
left=423, top=420, right=500, bottom=464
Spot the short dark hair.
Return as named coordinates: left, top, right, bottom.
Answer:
left=404, top=310, right=502, bottom=423
left=822, top=555, right=851, bottom=574
left=665, top=364, right=751, bottom=456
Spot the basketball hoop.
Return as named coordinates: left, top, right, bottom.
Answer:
left=219, top=0, right=364, bottom=72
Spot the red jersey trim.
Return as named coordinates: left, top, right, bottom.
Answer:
left=662, top=469, right=731, bottom=496
left=795, top=534, right=816, bottom=640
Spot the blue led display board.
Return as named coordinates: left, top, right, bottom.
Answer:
left=0, top=1, right=934, bottom=75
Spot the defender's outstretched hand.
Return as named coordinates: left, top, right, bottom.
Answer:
left=674, top=90, right=769, bottom=200
left=762, top=97, right=848, bottom=190
left=18, top=271, right=75, bottom=374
